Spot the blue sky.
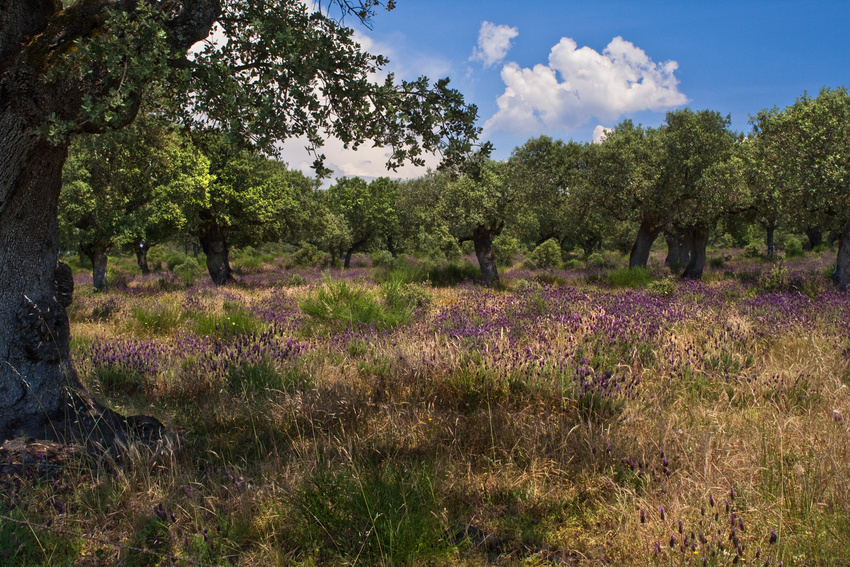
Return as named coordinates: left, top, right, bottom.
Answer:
left=283, top=0, right=849, bottom=180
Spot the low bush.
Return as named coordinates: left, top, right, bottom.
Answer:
left=290, top=242, right=333, bottom=268
left=784, top=236, right=804, bottom=258
left=300, top=276, right=413, bottom=331
left=528, top=238, right=562, bottom=269
left=607, top=266, right=654, bottom=288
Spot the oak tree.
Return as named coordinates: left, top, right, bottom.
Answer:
left=0, top=0, right=483, bottom=443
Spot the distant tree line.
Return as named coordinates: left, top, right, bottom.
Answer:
left=61, top=86, right=850, bottom=290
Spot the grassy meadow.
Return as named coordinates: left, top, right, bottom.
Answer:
left=2, top=246, right=849, bottom=566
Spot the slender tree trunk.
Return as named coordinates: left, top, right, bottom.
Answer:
left=473, top=226, right=499, bottom=286
left=681, top=226, right=709, bottom=280
left=135, top=243, right=150, bottom=274
left=629, top=221, right=661, bottom=269
left=833, top=218, right=850, bottom=291
left=805, top=228, right=823, bottom=251
left=766, top=224, right=776, bottom=258
left=199, top=225, right=234, bottom=286
left=81, top=244, right=109, bottom=292
left=344, top=248, right=354, bottom=269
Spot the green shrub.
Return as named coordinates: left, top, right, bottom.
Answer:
left=382, top=273, right=431, bottom=311
left=784, top=236, right=804, bottom=258
left=607, top=266, right=653, bottom=288
left=370, top=250, right=394, bottom=267
left=647, top=276, right=677, bottom=297
left=460, top=240, right=475, bottom=255
left=587, top=252, right=606, bottom=268
left=426, top=260, right=480, bottom=286
left=165, top=252, right=187, bottom=271
left=173, top=257, right=205, bottom=285
left=301, top=276, right=412, bottom=331
left=493, top=234, right=522, bottom=267
left=146, top=245, right=166, bottom=272
left=743, top=242, right=762, bottom=258
left=760, top=263, right=789, bottom=292
left=283, top=273, right=308, bottom=287
left=291, top=242, right=332, bottom=268
left=529, top=238, right=562, bottom=268
left=564, top=258, right=584, bottom=268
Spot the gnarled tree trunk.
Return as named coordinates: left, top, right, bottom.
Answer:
left=833, top=218, right=850, bottom=291
left=473, top=226, right=499, bottom=286
left=0, top=117, right=150, bottom=445
left=805, top=228, right=823, bottom=251
left=81, top=243, right=109, bottom=292
left=681, top=226, right=709, bottom=280
left=199, top=225, right=234, bottom=286
left=629, top=220, right=661, bottom=269
left=1, top=0, right=216, bottom=445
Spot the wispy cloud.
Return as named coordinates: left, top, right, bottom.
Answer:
left=470, top=21, right=519, bottom=68
left=484, top=36, right=688, bottom=136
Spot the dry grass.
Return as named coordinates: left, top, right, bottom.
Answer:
left=2, top=252, right=849, bottom=566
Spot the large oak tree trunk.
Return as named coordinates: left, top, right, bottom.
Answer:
left=0, top=116, right=156, bottom=445
left=81, top=243, right=109, bottom=292
left=833, top=218, right=850, bottom=291
left=473, top=226, right=499, bottom=286
left=1, top=0, right=216, bottom=445
left=681, top=226, right=709, bottom=280
left=199, top=226, right=234, bottom=286
left=629, top=221, right=660, bottom=269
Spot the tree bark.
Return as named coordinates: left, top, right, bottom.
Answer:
left=0, top=116, right=159, bottom=445
left=0, top=0, right=217, bottom=445
left=629, top=221, right=661, bottom=269
left=473, top=226, right=499, bottom=286
left=681, top=226, right=709, bottom=280
left=766, top=224, right=776, bottom=259
left=833, top=218, right=850, bottom=291
left=805, top=228, right=823, bottom=251
left=199, top=226, right=233, bottom=286
left=677, top=229, right=692, bottom=272
left=664, top=230, right=680, bottom=270
left=135, top=243, right=150, bottom=274
left=81, top=243, right=109, bottom=292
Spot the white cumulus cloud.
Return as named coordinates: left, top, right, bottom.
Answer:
left=484, top=36, right=688, bottom=137
left=593, top=125, right=613, bottom=143
left=471, top=21, right=519, bottom=68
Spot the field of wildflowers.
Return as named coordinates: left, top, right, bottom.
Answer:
left=1, top=249, right=849, bottom=566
